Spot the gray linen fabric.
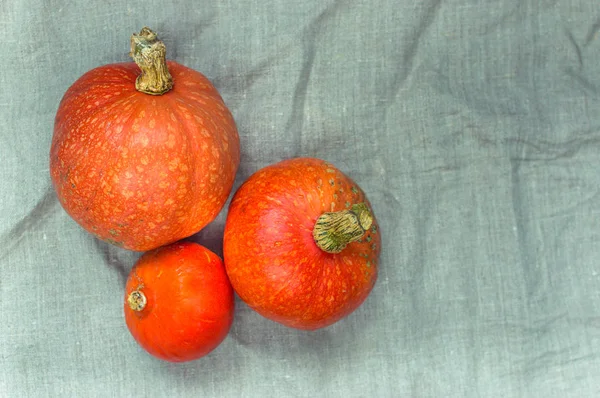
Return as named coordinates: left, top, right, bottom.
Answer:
left=1, top=0, right=599, bottom=396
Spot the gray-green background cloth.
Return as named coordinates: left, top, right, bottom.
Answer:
left=1, top=1, right=599, bottom=396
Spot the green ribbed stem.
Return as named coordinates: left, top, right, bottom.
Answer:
left=312, top=203, right=373, bottom=254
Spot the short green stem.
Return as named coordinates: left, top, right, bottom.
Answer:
left=130, top=27, right=173, bottom=95
left=312, top=203, right=373, bottom=254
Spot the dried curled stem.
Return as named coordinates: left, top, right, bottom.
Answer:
left=130, top=27, right=173, bottom=95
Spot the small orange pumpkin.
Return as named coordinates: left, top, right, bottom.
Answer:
left=124, top=241, right=234, bottom=362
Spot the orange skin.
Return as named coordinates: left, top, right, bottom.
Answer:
left=223, top=158, right=380, bottom=330
left=124, top=242, right=234, bottom=362
left=50, top=61, right=240, bottom=251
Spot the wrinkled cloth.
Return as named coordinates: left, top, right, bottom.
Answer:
left=1, top=1, right=600, bottom=396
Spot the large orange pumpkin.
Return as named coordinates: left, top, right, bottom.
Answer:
left=223, top=158, right=380, bottom=330
left=49, top=28, right=239, bottom=251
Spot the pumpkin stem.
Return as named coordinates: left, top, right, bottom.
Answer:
left=312, top=203, right=373, bottom=254
left=130, top=27, right=173, bottom=95
left=127, top=290, right=147, bottom=311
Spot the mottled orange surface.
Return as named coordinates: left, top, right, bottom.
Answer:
left=50, top=61, right=239, bottom=251
left=224, top=158, right=380, bottom=330
left=124, top=242, right=234, bottom=362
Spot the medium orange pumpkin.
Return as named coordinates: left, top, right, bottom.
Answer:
left=223, top=158, right=380, bottom=330
left=49, top=28, right=239, bottom=251
left=124, top=241, right=234, bottom=362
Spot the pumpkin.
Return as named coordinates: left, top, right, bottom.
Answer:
left=49, top=28, right=240, bottom=251
left=223, top=157, right=380, bottom=330
left=124, top=241, right=234, bottom=362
